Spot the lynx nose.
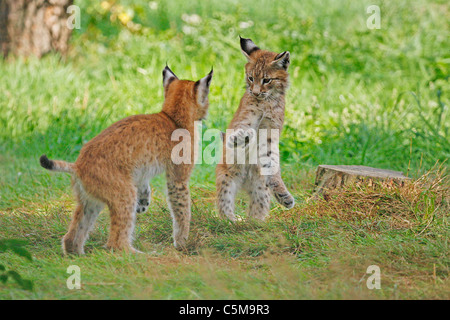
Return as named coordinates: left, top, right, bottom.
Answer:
left=251, top=85, right=261, bottom=97
left=251, top=89, right=261, bottom=97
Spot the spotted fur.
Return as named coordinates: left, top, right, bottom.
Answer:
left=216, top=37, right=295, bottom=222
left=41, top=66, right=213, bottom=254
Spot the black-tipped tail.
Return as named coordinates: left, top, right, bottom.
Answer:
left=40, top=155, right=54, bottom=170
left=39, top=155, right=75, bottom=173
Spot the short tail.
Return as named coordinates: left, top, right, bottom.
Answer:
left=40, top=155, right=75, bottom=174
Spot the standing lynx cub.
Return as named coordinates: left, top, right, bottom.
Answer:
left=216, top=37, right=295, bottom=221
left=40, top=66, right=213, bottom=254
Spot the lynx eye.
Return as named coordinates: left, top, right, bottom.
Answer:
left=248, top=76, right=254, bottom=82
left=262, top=78, right=272, bottom=84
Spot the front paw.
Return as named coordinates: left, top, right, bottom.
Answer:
left=275, top=192, right=295, bottom=209
left=226, top=128, right=255, bottom=149
left=218, top=211, right=237, bottom=223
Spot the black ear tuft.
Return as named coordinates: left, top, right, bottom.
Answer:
left=240, top=36, right=260, bottom=59
left=162, top=65, right=178, bottom=88
left=274, top=51, right=287, bottom=60
left=196, top=69, right=214, bottom=104
left=205, top=68, right=213, bottom=86
left=272, top=51, right=290, bottom=70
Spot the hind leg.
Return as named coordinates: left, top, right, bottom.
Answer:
left=258, top=125, right=295, bottom=209
left=267, top=173, right=295, bottom=209
left=105, top=185, right=140, bottom=253
left=62, top=196, right=104, bottom=255
left=245, top=166, right=271, bottom=221
left=216, top=167, right=241, bottom=222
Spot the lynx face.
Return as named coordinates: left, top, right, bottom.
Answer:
left=240, top=37, right=291, bottom=101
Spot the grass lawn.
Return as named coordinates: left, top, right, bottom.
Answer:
left=0, top=0, right=449, bottom=299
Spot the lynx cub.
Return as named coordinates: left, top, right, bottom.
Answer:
left=216, top=37, right=295, bottom=221
left=40, top=66, right=213, bottom=254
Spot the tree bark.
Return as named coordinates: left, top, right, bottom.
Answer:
left=0, top=0, right=73, bottom=58
left=313, top=165, right=410, bottom=198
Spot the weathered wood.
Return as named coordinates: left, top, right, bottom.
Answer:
left=313, top=165, right=410, bottom=197
left=0, top=0, right=73, bottom=58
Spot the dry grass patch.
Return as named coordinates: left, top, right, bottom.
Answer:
left=283, top=167, right=449, bottom=231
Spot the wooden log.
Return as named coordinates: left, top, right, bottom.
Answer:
left=313, top=165, right=410, bottom=198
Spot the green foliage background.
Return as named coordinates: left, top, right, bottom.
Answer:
left=1, top=0, right=448, bottom=208
left=0, top=0, right=448, bottom=299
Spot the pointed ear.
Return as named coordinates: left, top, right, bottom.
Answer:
left=240, top=36, right=260, bottom=60
left=195, top=68, right=213, bottom=105
left=162, top=65, right=178, bottom=90
left=272, top=51, right=290, bottom=70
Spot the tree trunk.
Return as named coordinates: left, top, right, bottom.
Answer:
left=313, top=165, right=410, bottom=198
left=0, top=0, right=73, bottom=58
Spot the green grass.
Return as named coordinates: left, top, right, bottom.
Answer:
left=1, top=174, right=448, bottom=299
left=0, top=0, right=449, bottom=299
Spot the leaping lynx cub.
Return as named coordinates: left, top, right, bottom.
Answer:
left=40, top=66, right=213, bottom=254
left=216, top=37, right=295, bottom=221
